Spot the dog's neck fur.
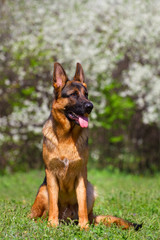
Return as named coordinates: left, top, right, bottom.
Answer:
left=42, top=112, right=88, bottom=163
left=43, top=110, right=88, bottom=145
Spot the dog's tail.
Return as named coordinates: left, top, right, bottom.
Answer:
left=90, top=214, right=142, bottom=230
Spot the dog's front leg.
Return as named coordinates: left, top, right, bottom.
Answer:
left=46, top=169, right=59, bottom=227
left=76, top=174, right=89, bottom=229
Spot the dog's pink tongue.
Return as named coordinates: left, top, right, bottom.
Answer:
left=78, top=116, right=88, bottom=128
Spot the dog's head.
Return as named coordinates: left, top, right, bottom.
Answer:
left=52, top=62, right=93, bottom=128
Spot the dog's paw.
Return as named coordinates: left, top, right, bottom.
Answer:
left=79, top=222, right=89, bottom=230
left=48, top=218, right=59, bottom=227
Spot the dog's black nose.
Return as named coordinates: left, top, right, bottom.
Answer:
left=85, top=102, right=93, bottom=114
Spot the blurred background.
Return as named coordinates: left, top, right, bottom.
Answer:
left=0, top=0, right=160, bottom=174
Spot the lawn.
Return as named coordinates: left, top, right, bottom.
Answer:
left=0, top=169, right=160, bottom=239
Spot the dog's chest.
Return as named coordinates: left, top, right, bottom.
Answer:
left=50, top=156, right=83, bottom=178
left=44, top=133, right=87, bottom=173
left=51, top=157, right=83, bottom=194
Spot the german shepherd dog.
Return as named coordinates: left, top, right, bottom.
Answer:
left=30, top=63, right=142, bottom=230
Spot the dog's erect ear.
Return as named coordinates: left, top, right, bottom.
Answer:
left=53, top=63, right=68, bottom=89
left=73, top=63, right=86, bottom=86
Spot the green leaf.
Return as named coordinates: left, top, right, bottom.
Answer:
left=110, top=135, right=123, bottom=143
left=21, top=87, right=35, bottom=96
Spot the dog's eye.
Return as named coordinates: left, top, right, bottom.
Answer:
left=70, top=92, right=77, bottom=97
left=85, top=92, right=88, bottom=99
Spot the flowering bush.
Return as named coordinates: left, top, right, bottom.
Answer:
left=0, top=0, right=160, bottom=172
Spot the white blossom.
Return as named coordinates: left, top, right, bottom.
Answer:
left=1, top=0, right=160, bottom=142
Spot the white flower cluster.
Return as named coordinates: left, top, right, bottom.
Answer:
left=1, top=0, right=160, bottom=143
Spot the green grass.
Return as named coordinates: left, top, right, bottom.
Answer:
left=0, top=169, right=160, bottom=239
